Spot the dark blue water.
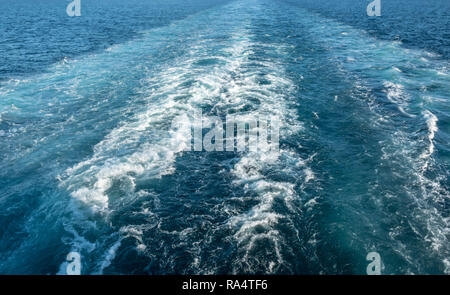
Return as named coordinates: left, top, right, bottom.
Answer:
left=0, top=0, right=449, bottom=274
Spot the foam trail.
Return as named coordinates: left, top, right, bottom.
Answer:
left=202, top=2, right=316, bottom=274
left=283, top=1, right=450, bottom=273
left=420, top=110, right=438, bottom=164
left=56, top=0, right=288, bottom=273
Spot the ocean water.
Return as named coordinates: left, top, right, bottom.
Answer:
left=0, top=0, right=448, bottom=274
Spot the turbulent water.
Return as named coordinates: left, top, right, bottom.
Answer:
left=0, top=0, right=449, bottom=274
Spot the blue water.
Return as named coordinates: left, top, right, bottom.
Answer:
left=0, top=0, right=449, bottom=274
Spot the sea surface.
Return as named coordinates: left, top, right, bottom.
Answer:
left=0, top=0, right=449, bottom=274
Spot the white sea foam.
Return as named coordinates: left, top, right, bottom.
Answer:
left=444, top=258, right=450, bottom=274
left=420, top=110, right=438, bottom=165
left=95, top=239, right=123, bottom=274
left=383, top=81, right=416, bottom=117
